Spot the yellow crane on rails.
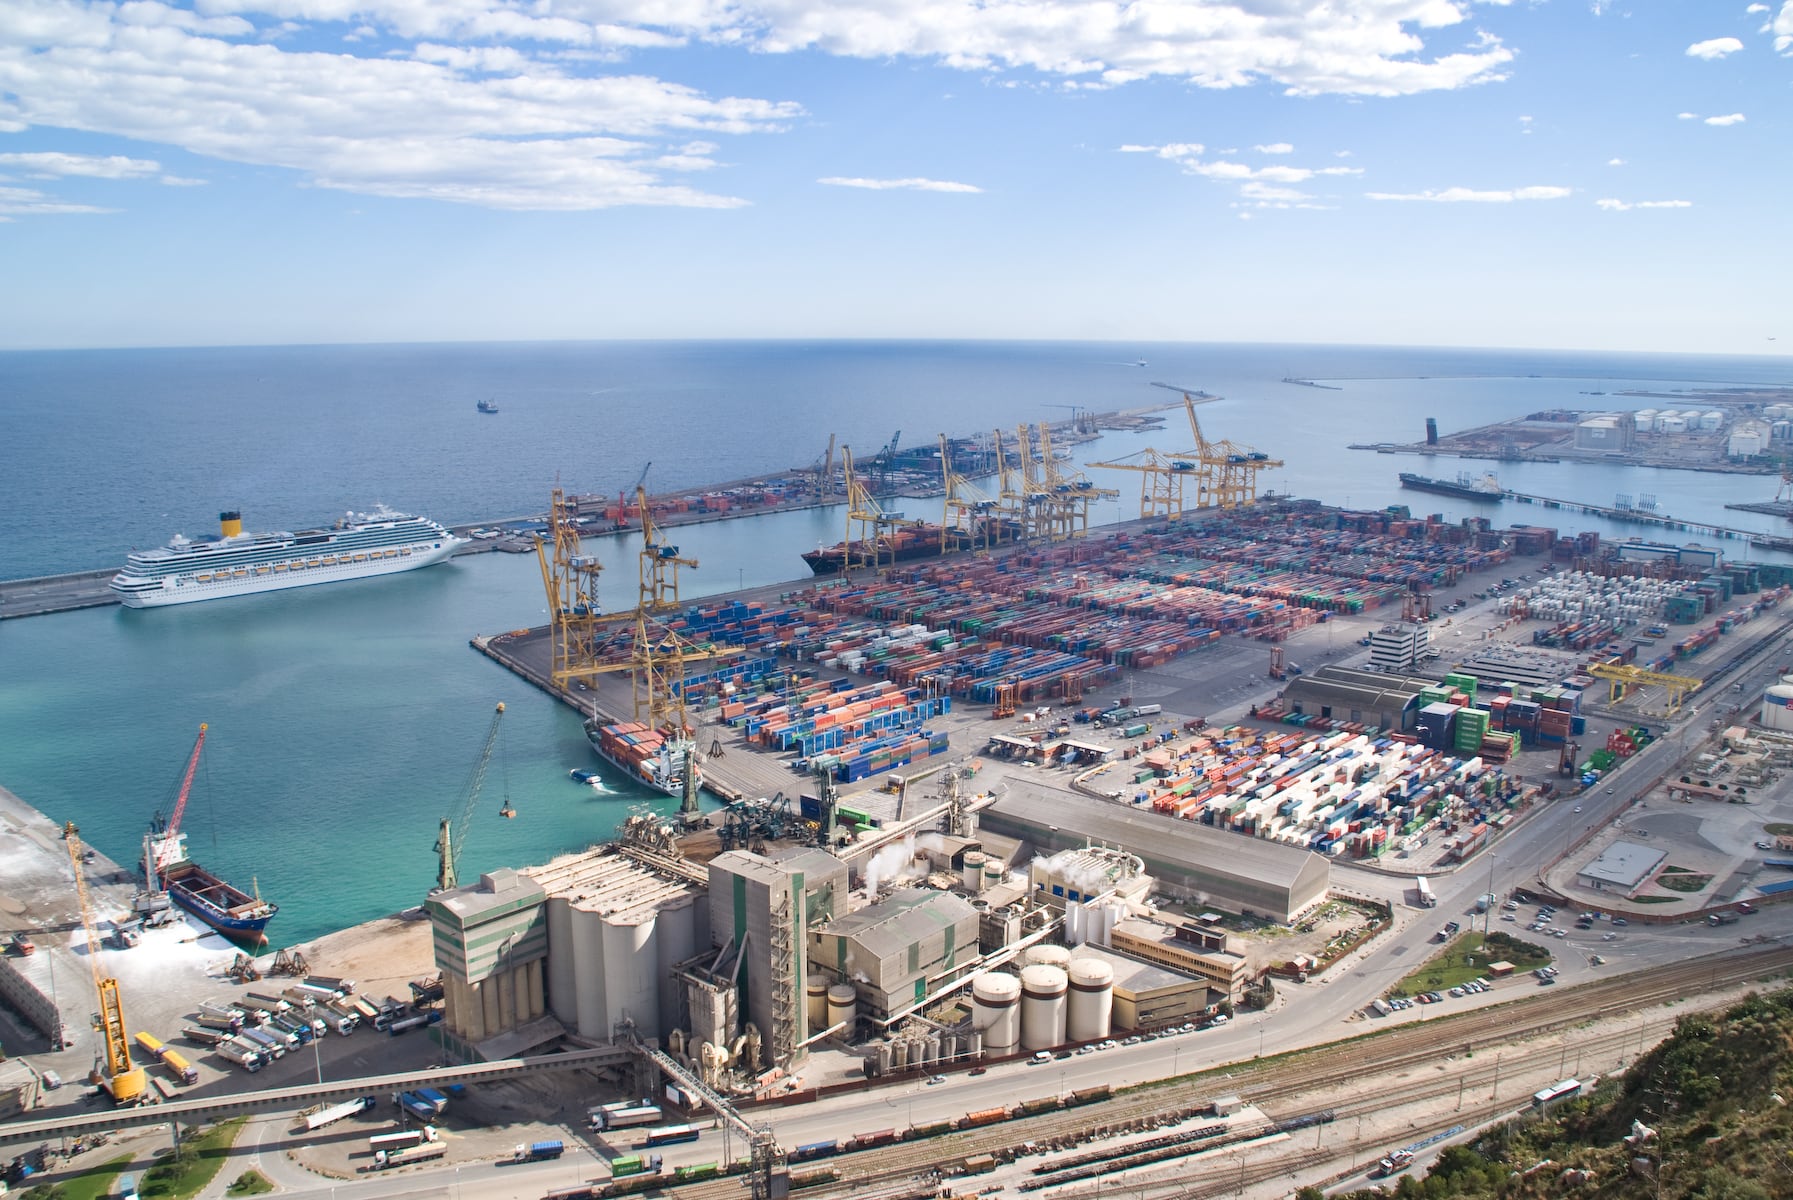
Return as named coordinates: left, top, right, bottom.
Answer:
left=636, top=485, right=699, bottom=613
left=62, top=822, right=148, bottom=1106
left=939, top=432, right=1003, bottom=555
left=1034, top=422, right=1118, bottom=540
left=1085, top=446, right=1204, bottom=520
left=1177, top=391, right=1284, bottom=510
left=842, top=444, right=926, bottom=572
left=1587, top=662, right=1702, bottom=716
left=534, top=486, right=630, bottom=690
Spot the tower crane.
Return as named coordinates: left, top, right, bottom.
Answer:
left=637, top=485, right=698, bottom=613
left=146, top=722, right=208, bottom=877
left=434, top=702, right=512, bottom=894
left=63, top=822, right=148, bottom=1105
left=939, top=432, right=1001, bottom=554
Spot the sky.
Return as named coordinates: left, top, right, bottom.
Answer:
left=0, top=1, right=1788, bottom=354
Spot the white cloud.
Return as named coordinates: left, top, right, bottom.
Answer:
left=0, top=183, right=114, bottom=215
left=1254, top=142, right=1294, bottom=154
left=1368, top=185, right=1572, bottom=202
left=159, top=174, right=208, bottom=186
left=1778, top=2, right=1793, bottom=52
left=0, top=152, right=161, bottom=179
left=1678, top=112, right=1700, bottom=120
left=1596, top=198, right=1692, bottom=210
left=1607, top=157, right=1625, bottom=166
left=0, top=0, right=803, bottom=211
left=818, top=176, right=982, bottom=193
left=1686, top=36, right=1744, bottom=59
left=1705, top=113, right=1747, bottom=125
left=1518, top=114, right=1532, bottom=123
left=1746, top=3, right=1767, bottom=12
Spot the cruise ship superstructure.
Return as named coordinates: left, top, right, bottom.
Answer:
left=111, top=508, right=463, bottom=608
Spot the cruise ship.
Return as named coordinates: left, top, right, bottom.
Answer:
left=110, top=507, right=464, bottom=608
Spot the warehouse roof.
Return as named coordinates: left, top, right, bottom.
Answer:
left=1281, top=665, right=1437, bottom=716
left=524, top=846, right=700, bottom=920
left=820, top=888, right=976, bottom=960
left=982, top=789, right=1329, bottom=923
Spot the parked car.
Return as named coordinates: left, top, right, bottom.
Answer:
left=1611, top=918, right=1628, bottom=926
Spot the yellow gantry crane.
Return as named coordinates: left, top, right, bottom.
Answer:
left=1179, top=392, right=1284, bottom=509
left=939, top=433, right=1003, bottom=555
left=535, top=486, right=620, bottom=689
left=637, top=485, right=698, bottom=613
left=1034, top=422, right=1118, bottom=540
left=63, top=822, right=147, bottom=1105
left=1588, top=662, right=1701, bottom=716
left=842, top=445, right=925, bottom=572
left=1085, top=446, right=1203, bottom=520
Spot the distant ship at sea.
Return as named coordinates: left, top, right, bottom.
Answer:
left=1398, top=471, right=1505, bottom=502
left=110, top=507, right=463, bottom=608
left=477, top=398, right=499, bottom=413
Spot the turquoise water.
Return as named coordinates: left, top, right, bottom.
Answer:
left=3, top=340, right=1791, bottom=943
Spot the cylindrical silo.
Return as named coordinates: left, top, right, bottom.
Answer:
left=806, top=975, right=830, bottom=1033
left=827, top=984, right=856, bottom=1037
left=1066, top=958, right=1115, bottom=1043
left=892, top=1039, right=909, bottom=1071
left=1762, top=677, right=1793, bottom=732
left=1019, top=964, right=1068, bottom=1052
left=962, top=851, right=986, bottom=892
left=1065, top=901, right=1085, bottom=946
left=1026, top=943, right=1072, bottom=969
left=982, top=862, right=1003, bottom=890
left=971, top=972, right=1021, bottom=1054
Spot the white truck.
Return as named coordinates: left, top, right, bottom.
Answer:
left=303, top=1096, right=375, bottom=1132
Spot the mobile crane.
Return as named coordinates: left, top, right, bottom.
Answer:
left=434, top=702, right=513, bottom=893
left=63, top=822, right=148, bottom=1105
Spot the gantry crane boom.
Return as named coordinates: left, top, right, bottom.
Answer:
left=1179, top=391, right=1284, bottom=509
left=1034, top=422, right=1117, bottom=539
left=149, top=723, right=208, bottom=872
left=435, top=702, right=509, bottom=893
left=637, top=485, right=699, bottom=613
left=842, top=445, right=925, bottom=572
left=939, top=432, right=1001, bottom=554
left=63, top=822, right=147, bottom=1104
left=1085, top=447, right=1202, bottom=520
left=1587, top=662, right=1702, bottom=715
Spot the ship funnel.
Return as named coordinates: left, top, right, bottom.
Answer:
left=219, top=511, right=243, bottom=538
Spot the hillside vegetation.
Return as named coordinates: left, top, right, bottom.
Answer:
left=1324, top=987, right=1793, bottom=1200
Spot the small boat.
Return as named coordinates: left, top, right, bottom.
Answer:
left=477, top=398, right=499, bottom=414
left=570, top=768, right=603, bottom=785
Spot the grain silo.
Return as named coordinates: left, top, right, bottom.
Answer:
left=1066, top=957, right=1115, bottom=1042
left=826, top=985, right=857, bottom=1037
left=962, top=851, right=986, bottom=892
left=806, top=975, right=830, bottom=1033
left=1019, top=964, right=1068, bottom=1051
left=1026, top=943, right=1072, bottom=969
left=971, top=972, right=1021, bottom=1053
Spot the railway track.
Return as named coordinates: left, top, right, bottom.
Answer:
left=671, top=946, right=1793, bottom=1200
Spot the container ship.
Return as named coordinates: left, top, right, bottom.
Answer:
left=110, top=506, right=463, bottom=608
left=1397, top=471, right=1504, bottom=503
left=586, top=719, right=700, bottom=798
left=143, top=829, right=276, bottom=941
left=801, top=518, right=1024, bottom=575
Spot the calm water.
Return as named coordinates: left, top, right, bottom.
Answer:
left=2, top=340, right=1790, bottom=943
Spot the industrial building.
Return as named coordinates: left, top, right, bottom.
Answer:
left=1065, top=944, right=1219, bottom=1030
left=1107, top=916, right=1251, bottom=1004
left=981, top=790, right=1331, bottom=924
left=1027, top=845, right=1153, bottom=909
left=1368, top=623, right=1431, bottom=674
left=1577, top=841, right=1668, bottom=895
left=425, top=867, right=553, bottom=1059
left=1278, top=664, right=1439, bottom=733
left=1574, top=414, right=1635, bottom=454
left=809, top=887, right=979, bottom=1023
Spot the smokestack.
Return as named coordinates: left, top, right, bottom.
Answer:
left=219, top=510, right=243, bottom=538
left=1424, top=419, right=1439, bottom=446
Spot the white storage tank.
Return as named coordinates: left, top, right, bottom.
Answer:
left=1773, top=421, right=1792, bottom=442
left=1701, top=410, right=1725, bottom=431
left=1026, top=943, right=1073, bottom=969
left=1633, top=409, right=1657, bottom=431
left=806, top=975, right=830, bottom=1034
left=1066, top=957, right=1114, bottom=1042
left=962, top=851, right=986, bottom=892
left=1019, top=964, right=1068, bottom=1051
left=1762, top=676, right=1793, bottom=732
left=982, top=861, right=1004, bottom=890
left=1659, top=415, right=1688, bottom=434
left=971, top=972, right=1022, bottom=1053
left=826, top=984, right=857, bottom=1037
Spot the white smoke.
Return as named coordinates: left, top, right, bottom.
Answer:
left=862, top=833, right=923, bottom=899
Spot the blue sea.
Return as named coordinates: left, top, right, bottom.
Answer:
left=2, top=340, right=1790, bottom=943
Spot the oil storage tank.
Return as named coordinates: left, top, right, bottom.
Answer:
left=1762, top=676, right=1793, bottom=732
left=1019, top=964, right=1068, bottom=1051
left=971, top=972, right=1021, bottom=1054
left=1066, top=957, right=1114, bottom=1042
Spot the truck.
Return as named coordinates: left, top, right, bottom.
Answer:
left=193, top=1011, right=244, bottom=1035
left=410, top=1088, right=450, bottom=1115
left=1474, top=892, right=1497, bottom=914
left=160, top=1049, right=199, bottom=1086
left=387, top=1014, right=429, bottom=1036
left=512, top=1141, right=565, bottom=1162
left=1121, top=722, right=1151, bottom=738
left=198, top=1000, right=248, bottom=1026
left=242, top=992, right=293, bottom=1015
left=1415, top=877, right=1436, bottom=908
left=369, top=1128, right=438, bottom=1154
left=304, top=1096, right=375, bottom=1132
left=395, top=1092, right=438, bottom=1123
left=1372, top=1149, right=1415, bottom=1178
left=216, top=1039, right=264, bottom=1072
left=321, top=1008, right=358, bottom=1035
left=1709, top=910, right=1742, bottom=926
left=304, top=975, right=357, bottom=995
left=239, top=1026, right=289, bottom=1058
left=372, top=1142, right=447, bottom=1169
left=1133, top=704, right=1163, bottom=717
left=181, top=1026, right=229, bottom=1047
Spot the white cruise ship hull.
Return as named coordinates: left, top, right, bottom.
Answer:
left=113, top=539, right=460, bottom=608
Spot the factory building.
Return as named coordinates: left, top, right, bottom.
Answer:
left=982, top=790, right=1330, bottom=924
left=525, top=846, right=706, bottom=1045
left=1279, top=665, right=1440, bottom=733
left=1577, top=841, right=1667, bottom=895
left=1106, top=917, right=1252, bottom=1005
left=425, top=868, right=552, bottom=1058
left=1574, top=414, right=1634, bottom=453
left=1028, top=845, right=1153, bottom=909
left=809, top=887, right=979, bottom=1023
left=694, top=846, right=850, bottom=1070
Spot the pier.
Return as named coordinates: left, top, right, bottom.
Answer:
left=1502, top=489, right=1793, bottom=552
